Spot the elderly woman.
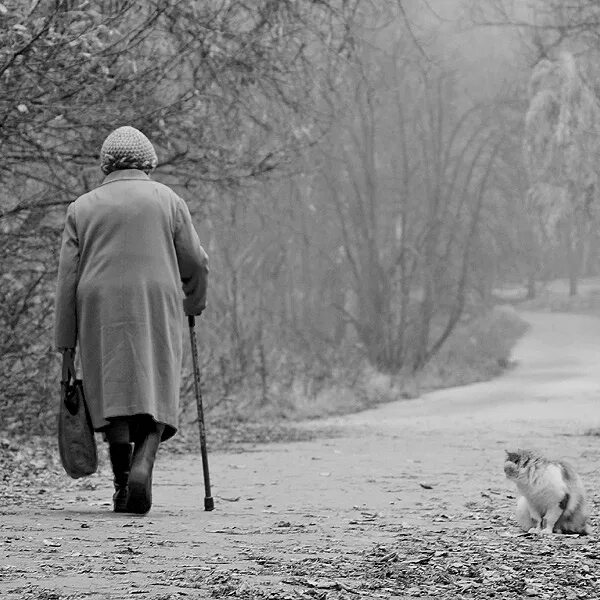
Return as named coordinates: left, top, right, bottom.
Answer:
left=54, top=126, right=209, bottom=514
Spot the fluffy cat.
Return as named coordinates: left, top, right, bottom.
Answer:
left=504, top=449, right=591, bottom=535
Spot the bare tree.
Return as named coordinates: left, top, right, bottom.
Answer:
left=0, top=0, right=363, bottom=430
left=307, top=30, right=507, bottom=373
left=523, top=52, right=600, bottom=295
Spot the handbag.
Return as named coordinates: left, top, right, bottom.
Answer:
left=57, top=350, right=98, bottom=478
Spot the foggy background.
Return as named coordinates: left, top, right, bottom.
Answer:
left=2, top=0, right=598, bottom=438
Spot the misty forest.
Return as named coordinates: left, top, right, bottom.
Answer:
left=3, top=1, right=600, bottom=599
left=2, top=0, right=599, bottom=430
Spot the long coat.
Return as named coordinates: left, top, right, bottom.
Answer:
left=54, top=169, right=209, bottom=440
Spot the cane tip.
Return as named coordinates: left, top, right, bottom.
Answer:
left=204, top=497, right=215, bottom=511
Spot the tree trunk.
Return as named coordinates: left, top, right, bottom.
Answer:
left=526, top=274, right=536, bottom=300
left=566, top=236, right=579, bottom=297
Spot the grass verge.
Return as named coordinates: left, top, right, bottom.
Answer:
left=417, top=305, right=529, bottom=392
left=172, top=305, right=529, bottom=451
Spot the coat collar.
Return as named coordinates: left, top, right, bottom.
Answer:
left=100, top=169, right=150, bottom=186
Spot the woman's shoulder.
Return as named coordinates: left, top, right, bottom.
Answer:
left=74, top=176, right=187, bottom=211
left=149, top=179, right=182, bottom=200
left=128, top=177, right=185, bottom=204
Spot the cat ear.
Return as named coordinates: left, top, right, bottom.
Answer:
left=505, top=450, right=519, bottom=463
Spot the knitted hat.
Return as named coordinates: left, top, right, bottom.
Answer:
left=100, top=126, right=158, bottom=174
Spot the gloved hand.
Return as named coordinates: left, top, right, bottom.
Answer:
left=60, top=348, right=76, bottom=382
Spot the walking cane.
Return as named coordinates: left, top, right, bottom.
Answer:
left=188, top=315, right=214, bottom=511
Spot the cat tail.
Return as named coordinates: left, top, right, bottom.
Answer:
left=572, top=519, right=592, bottom=536
left=557, top=521, right=592, bottom=535
left=556, top=509, right=592, bottom=535
left=556, top=494, right=592, bottom=535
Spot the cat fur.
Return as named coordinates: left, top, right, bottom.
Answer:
left=504, top=449, right=591, bottom=535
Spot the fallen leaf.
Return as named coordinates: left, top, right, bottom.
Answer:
left=306, top=580, right=341, bottom=590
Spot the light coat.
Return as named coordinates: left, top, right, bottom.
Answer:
left=54, top=169, right=209, bottom=440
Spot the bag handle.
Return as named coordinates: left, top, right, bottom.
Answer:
left=61, top=349, right=76, bottom=384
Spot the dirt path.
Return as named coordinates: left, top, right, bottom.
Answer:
left=3, top=310, right=600, bottom=599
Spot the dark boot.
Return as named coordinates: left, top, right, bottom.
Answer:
left=126, top=422, right=165, bottom=514
left=109, top=443, right=133, bottom=513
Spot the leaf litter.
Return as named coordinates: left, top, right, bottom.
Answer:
left=2, top=431, right=600, bottom=599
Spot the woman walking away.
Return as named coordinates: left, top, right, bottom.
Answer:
left=54, top=126, right=209, bottom=514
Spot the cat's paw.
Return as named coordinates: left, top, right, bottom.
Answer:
left=527, top=527, right=542, bottom=535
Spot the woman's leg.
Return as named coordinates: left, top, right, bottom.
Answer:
left=104, top=418, right=133, bottom=513
left=126, top=416, right=165, bottom=514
